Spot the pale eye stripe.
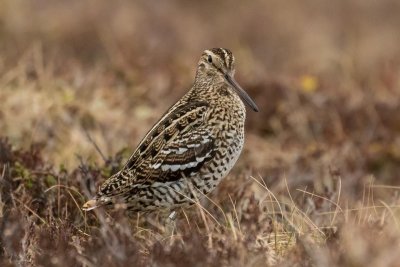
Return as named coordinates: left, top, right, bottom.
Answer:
left=228, top=53, right=234, bottom=69
left=204, top=50, right=214, bottom=59
left=220, top=48, right=228, bottom=59
left=219, top=48, right=230, bottom=69
left=205, top=49, right=227, bottom=68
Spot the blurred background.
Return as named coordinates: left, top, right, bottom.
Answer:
left=1, top=0, right=400, bottom=197
left=2, top=1, right=400, bottom=265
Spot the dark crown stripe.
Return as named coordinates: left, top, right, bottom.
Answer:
left=210, top=48, right=233, bottom=70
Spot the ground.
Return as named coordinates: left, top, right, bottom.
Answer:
left=1, top=1, right=400, bottom=266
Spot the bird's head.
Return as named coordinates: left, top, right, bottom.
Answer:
left=196, top=48, right=259, bottom=112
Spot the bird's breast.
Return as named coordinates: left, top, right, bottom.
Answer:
left=196, top=104, right=245, bottom=187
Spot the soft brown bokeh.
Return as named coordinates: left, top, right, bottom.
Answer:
left=1, top=1, right=400, bottom=266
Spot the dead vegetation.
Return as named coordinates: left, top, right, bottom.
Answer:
left=1, top=0, right=400, bottom=266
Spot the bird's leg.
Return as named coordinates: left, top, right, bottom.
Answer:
left=168, top=211, right=177, bottom=221
left=164, top=210, right=177, bottom=237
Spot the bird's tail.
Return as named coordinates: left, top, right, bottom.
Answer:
left=82, top=199, right=101, bottom=211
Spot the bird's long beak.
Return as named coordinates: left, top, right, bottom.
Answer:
left=224, top=74, right=259, bottom=112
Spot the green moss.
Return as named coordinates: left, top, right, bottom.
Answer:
left=45, top=174, right=57, bottom=187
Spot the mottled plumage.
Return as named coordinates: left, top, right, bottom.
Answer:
left=82, top=48, right=258, bottom=212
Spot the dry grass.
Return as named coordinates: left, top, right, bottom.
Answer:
left=1, top=0, right=400, bottom=266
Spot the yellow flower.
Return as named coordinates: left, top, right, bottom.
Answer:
left=300, top=75, right=318, bottom=93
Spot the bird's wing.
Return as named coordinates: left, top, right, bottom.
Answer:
left=97, top=101, right=215, bottom=197
left=136, top=127, right=215, bottom=182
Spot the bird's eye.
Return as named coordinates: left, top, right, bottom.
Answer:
left=207, top=55, right=213, bottom=63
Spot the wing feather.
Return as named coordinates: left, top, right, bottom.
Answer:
left=97, top=101, right=214, bottom=197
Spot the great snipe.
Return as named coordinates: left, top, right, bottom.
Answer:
left=83, top=48, right=258, bottom=212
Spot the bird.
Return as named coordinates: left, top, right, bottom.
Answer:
left=82, top=48, right=259, bottom=213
